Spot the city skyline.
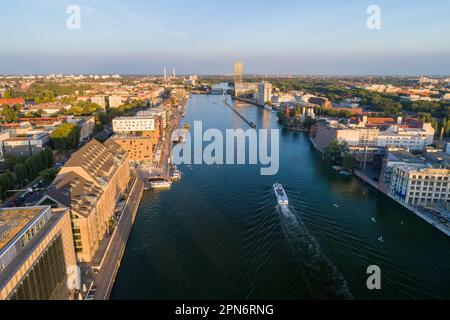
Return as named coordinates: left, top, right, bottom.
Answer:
left=1, top=0, right=450, bottom=75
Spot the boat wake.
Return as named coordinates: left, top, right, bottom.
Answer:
left=277, top=204, right=354, bottom=300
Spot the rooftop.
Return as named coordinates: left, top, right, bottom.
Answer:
left=0, top=207, right=44, bottom=252
left=387, top=150, right=423, bottom=162
left=63, top=139, right=127, bottom=186
left=46, top=172, right=103, bottom=217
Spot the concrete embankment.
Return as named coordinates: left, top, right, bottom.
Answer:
left=94, top=175, right=145, bottom=300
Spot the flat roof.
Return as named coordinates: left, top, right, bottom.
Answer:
left=387, top=150, right=422, bottom=162
left=0, top=207, right=44, bottom=252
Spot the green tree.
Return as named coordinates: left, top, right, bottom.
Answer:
left=40, top=168, right=59, bottom=185
left=24, top=158, right=36, bottom=181
left=14, top=163, right=28, bottom=187
left=50, top=123, right=80, bottom=151
left=0, top=172, right=15, bottom=200
left=1, top=104, right=18, bottom=123
left=323, top=140, right=343, bottom=164
left=303, top=116, right=317, bottom=129
left=445, top=120, right=450, bottom=137
left=342, top=154, right=356, bottom=171
left=44, top=148, right=54, bottom=167
left=277, top=111, right=289, bottom=126
left=3, top=154, right=27, bottom=172
left=38, top=150, right=49, bottom=169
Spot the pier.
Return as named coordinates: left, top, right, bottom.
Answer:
left=233, top=96, right=265, bottom=109
left=222, top=98, right=256, bottom=129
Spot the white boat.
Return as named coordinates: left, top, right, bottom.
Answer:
left=171, top=170, right=182, bottom=181
left=264, top=105, right=272, bottom=111
left=273, top=183, right=289, bottom=206
left=150, top=180, right=172, bottom=189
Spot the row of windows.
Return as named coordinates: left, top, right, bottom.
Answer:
left=412, top=176, right=449, bottom=181
left=19, top=219, right=47, bottom=248
left=10, top=235, right=67, bottom=300
left=409, top=192, right=449, bottom=198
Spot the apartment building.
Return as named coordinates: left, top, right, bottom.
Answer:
left=108, top=95, right=125, bottom=109
left=23, top=102, right=71, bottom=115
left=378, top=148, right=427, bottom=193
left=111, top=115, right=160, bottom=164
left=234, top=82, right=258, bottom=98
left=39, top=140, right=130, bottom=263
left=311, top=119, right=373, bottom=151
left=67, top=116, right=95, bottom=142
left=1, top=132, right=50, bottom=157
left=308, top=97, right=332, bottom=108
left=389, top=166, right=450, bottom=207
left=311, top=117, right=435, bottom=153
left=377, top=126, right=430, bottom=151
left=0, top=206, right=76, bottom=300
left=91, top=96, right=107, bottom=109
left=113, top=116, right=155, bottom=132
left=137, top=109, right=168, bottom=130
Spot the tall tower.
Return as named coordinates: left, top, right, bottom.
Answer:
left=173, top=68, right=176, bottom=78
left=164, top=67, right=167, bottom=79
left=234, top=62, right=243, bottom=84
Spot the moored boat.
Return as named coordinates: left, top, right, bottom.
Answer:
left=150, top=180, right=172, bottom=190
left=171, top=170, right=182, bottom=181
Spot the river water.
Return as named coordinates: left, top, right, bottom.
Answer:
left=111, top=94, right=450, bottom=300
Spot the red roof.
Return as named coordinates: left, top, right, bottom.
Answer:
left=0, top=98, right=25, bottom=105
left=366, top=117, right=397, bottom=126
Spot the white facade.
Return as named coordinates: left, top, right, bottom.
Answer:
left=137, top=110, right=167, bottom=129
left=258, top=81, right=273, bottom=105
left=113, top=116, right=156, bottom=133
left=325, top=121, right=434, bottom=151
left=389, top=166, right=450, bottom=207
left=376, top=125, right=434, bottom=151
left=272, top=94, right=296, bottom=104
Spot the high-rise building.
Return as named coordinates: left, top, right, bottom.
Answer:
left=258, top=81, right=273, bottom=105
left=108, top=95, right=125, bottom=109
left=0, top=206, right=76, bottom=300
left=234, top=62, right=243, bottom=84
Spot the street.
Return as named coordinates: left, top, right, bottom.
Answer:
left=93, top=174, right=145, bottom=300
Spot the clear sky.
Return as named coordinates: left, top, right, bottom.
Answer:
left=1, top=0, right=450, bottom=75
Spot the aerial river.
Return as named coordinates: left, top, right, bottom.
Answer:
left=111, top=94, right=450, bottom=300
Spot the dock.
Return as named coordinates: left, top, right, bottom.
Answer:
left=222, top=99, right=256, bottom=129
